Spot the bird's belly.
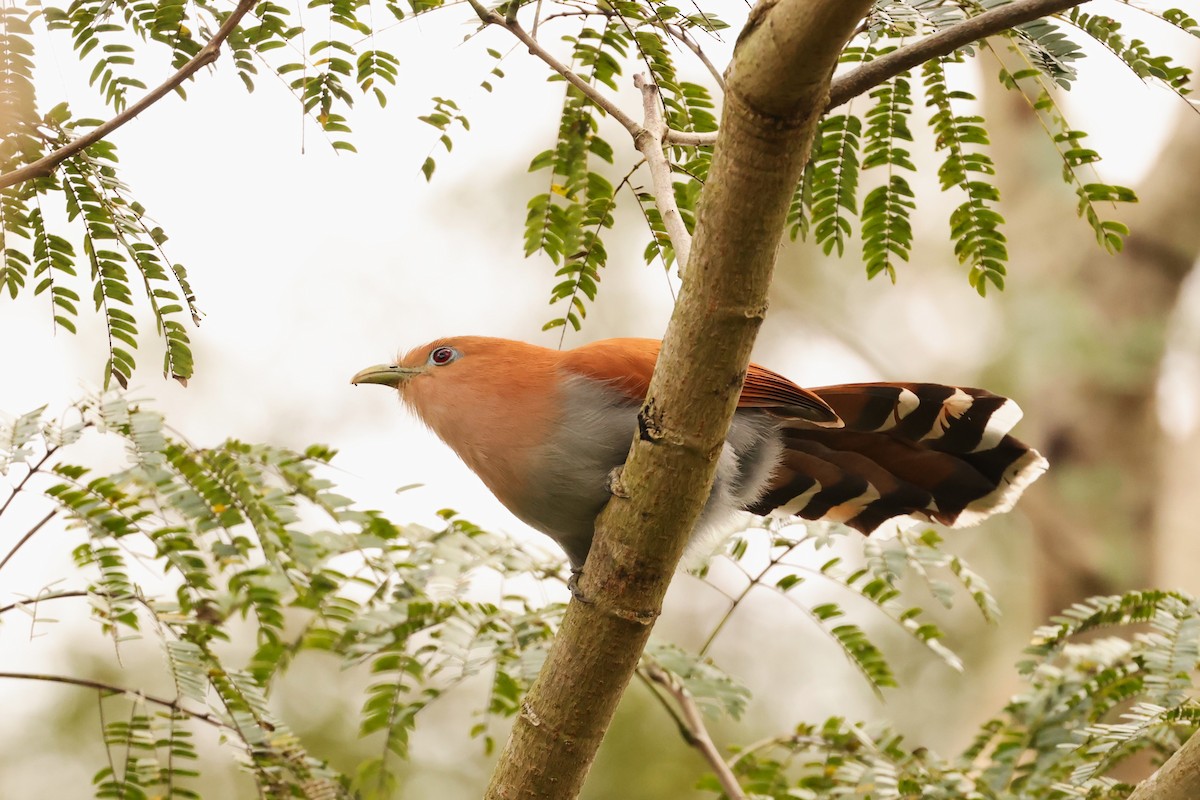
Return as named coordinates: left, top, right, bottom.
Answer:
left=515, top=375, right=784, bottom=567
left=517, top=384, right=639, bottom=567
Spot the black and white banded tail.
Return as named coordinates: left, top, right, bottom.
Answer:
left=748, top=383, right=1047, bottom=533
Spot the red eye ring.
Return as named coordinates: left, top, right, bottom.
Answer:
left=430, top=346, right=456, bottom=366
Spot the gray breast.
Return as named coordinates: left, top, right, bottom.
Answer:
left=517, top=374, right=784, bottom=568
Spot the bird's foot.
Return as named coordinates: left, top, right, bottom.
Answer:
left=567, top=567, right=594, bottom=604
left=605, top=466, right=629, bottom=498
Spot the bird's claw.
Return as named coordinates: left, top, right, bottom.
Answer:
left=567, top=567, right=594, bottom=604
left=605, top=466, right=629, bottom=498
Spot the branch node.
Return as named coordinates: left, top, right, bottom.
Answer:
left=519, top=700, right=544, bottom=728
left=607, top=605, right=658, bottom=625
left=605, top=466, right=629, bottom=499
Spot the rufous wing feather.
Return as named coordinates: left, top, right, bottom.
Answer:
left=563, top=338, right=840, bottom=424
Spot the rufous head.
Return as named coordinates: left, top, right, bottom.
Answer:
left=351, top=339, right=467, bottom=391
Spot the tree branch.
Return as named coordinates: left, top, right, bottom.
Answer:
left=633, top=74, right=692, bottom=272
left=0, top=589, right=89, bottom=616
left=465, top=0, right=642, bottom=137
left=0, top=447, right=56, bottom=519
left=0, top=510, right=57, bottom=573
left=0, top=671, right=226, bottom=729
left=826, top=0, right=1092, bottom=109
left=0, top=0, right=259, bottom=190
left=484, top=1, right=872, bottom=797
left=662, top=0, right=1093, bottom=147
left=1128, top=729, right=1200, bottom=800
left=645, top=665, right=747, bottom=800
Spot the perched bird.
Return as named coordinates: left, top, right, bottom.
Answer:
left=352, top=337, right=1047, bottom=569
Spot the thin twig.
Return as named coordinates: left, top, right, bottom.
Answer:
left=0, top=671, right=226, bottom=729
left=0, top=509, right=57, bottom=573
left=0, top=448, right=57, bottom=519
left=662, top=0, right=1092, bottom=147
left=664, top=24, right=726, bottom=91
left=727, top=733, right=807, bottom=769
left=634, top=73, right=692, bottom=272
left=699, top=539, right=801, bottom=656
left=0, top=0, right=260, bottom=189
left=465, top=0, right=641, bottom=136
left=633, top=667, right=690, bottom=736
left=0, top=588, right=89, bottom=616
left=645, top=665, right=747, bottom=800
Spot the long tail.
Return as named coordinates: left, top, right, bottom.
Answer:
left=746, top=383, right=1048, bottom=533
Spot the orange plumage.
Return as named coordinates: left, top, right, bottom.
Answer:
left=353, top=336, right=1047, bottom=567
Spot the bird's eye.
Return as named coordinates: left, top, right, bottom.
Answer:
left=429, top=346, right=458, bottom=366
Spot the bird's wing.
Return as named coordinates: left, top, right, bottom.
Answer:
left=561, top=338, right=840, bottom=424
left=739, top=363, right=840, bottom=423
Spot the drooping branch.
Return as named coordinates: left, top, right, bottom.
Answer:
left=0, top=0, right=259, bottom=190
left=469, top=5, right=700, bottom=271
left=663, top=0, right=1093, bottom=147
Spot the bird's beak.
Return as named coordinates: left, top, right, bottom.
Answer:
left=350, top=364, right=423, bottom=388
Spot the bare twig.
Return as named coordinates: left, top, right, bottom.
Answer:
left=0, top=0, right=260, bottom=189
left=663, top=0, right=1092, bottom=147
left=633, top=667, right=690, bottom=735
left=663, top=128, right=719, bottom=146
left=465, top=0, right=642, bottom=136
left=634, top=74, right=692, bottom=272
left=645, top=665, right=747, bottom=800
left=0, top=510, right=57, bottom=573
left=0, top=448, right=56, bottom=519
left=664, top=24, right=726, bottom=91
left=0, top=671, right=226, bottom=729
left=0, top=588, right=89, bottom=617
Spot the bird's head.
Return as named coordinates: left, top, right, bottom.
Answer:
left=351, top=336, right=560, bottom=464
left=351, top=339, right=467, bottom=393
left=351, top=337, right=552, bottom=428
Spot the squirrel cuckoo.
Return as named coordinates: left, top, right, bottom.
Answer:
left=352, top=337, right=1047, bottom=568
